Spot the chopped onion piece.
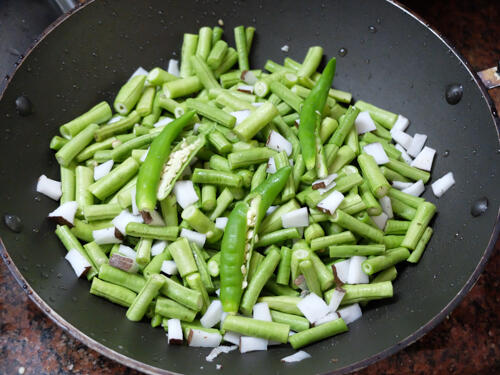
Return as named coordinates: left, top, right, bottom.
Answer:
left=253, top=302, right=272, bottom=321
left=317, top=190, right=344, bottom=215
left=112, top=210, right=143, bottom=235
left=312, top=174, right=337, bottom=190
left=282, top=207, right=309, bottom=228
left=36, top=175, right=62, bottom=200
left=332, top=259, right=350, bottom=283
left=337, top=303, right=362, bottom=325
left=391, top=114, right=410, bottom=133
left=220, top=311, right=228, bottom=325
left=266, top=206, right=277, bottom=216
left=130, top=187, right=139, bottom=215
left=118, top=244, right=137, bottom=259
left=392, top=181, right=413, bottom=190
left=266, top=130, right=293, bottom=156
left=411, top=146, right=436, bottom=171
left=240, top=336, right=267, bottom=353
left=327, top=288, right=346, bottom=312
left=107, top=115, right=123, bottom=124
left=363, top=142, right=389, bottom=165
left=432, top=172, right=455, bottom=197
left=65, top=249, right=91, bottom=278
left=215, top=217, right=228, bottom=230
left=379, top=196, right=393, bottom=219
left=188, top=329, right=222, bottom=348
left=153, top=117, right=174, bottom=128
left=241, top=70, right=258, bottom=85
left=206, top=345, right=237, bottom=362
left=109, top=253, right=139, bottom=273
left=347, top=256, right=369, bottom=284
left=94, top=160, right=114, bottom=181
left=391, top=130, right=413, bottom=150
left=370, top=212, right=388, bottom=231
left=215, top=289, right=221, bottom=297
left=193, top=123, right=201, bottom=134
left=161, top=260, right=178, bottom=275
left=223, top=331, right=241, bottom=346
left=93, top=227, right=122, bottom=244
left=354, top=111, right=377, bottom=134
left=167, top=319, right=183, bottom=345
left=129, top=66, right=148, bottom=80
left=407, top=133, right=427, bottom=157
left=237, top=84, right=254, bottom=94
left=174, top=180, right=199, bottom=209
left=314, top=312, right=340, bottom=326
left=402, top=180, right=425, bottom=197
left=168, top=59, right=180, bottom=77
left=200, top=300, right=223, bottom=328
left=395, top=144, right=413, bottom=164
left=252, top=102, right=264, bottom=108
left=281, top=351, right=311, bottom=363
left=281, top=45, right=290, bottom=52
left=266, top=156, right=277, bottom=174
left=180, top=228, right=206, bottom=248
left=230, top=110, right=251, bottom=126
left=48, top=201, right=78, bottom=227
left=297, top=293, right=330, bottom=324
left=151, top=240, right=168, bottom=256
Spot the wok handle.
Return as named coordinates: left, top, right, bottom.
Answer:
left=51, top=0, right=80, bottom=13
left=477, top=61, right=500, bottom=89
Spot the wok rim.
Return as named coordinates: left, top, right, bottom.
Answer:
left=0, top=1, right=498, bottom=374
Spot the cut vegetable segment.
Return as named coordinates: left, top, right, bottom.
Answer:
left=282, top=207, right=309, bottom=228
left=411, top=146, right=436, bottom=172
left=431, top=172, right=455, bottom=197
left=37, top=175, right=62, bottom=200
left=187, top=329, right=222, bottom=348
left=402, top=180, right=425, bottom=197
left=395, top=144, right=413, bottom=164
left=332, top=259, right=350, bottom=284
left=215, top=217, right=228, bottom=230
left=161, top=260, right=178, bottom=275
left=266, top=130, right=293, bottom=156
left=407, top=133, right=427, bottom=157
left=337, top=303, right=362, bottom=325
left=180, top=228, right=207, bottom=248
left=347, top=256, right=369, bottom=284
left=168, top=59, right=180, bottom=77
left=281, top=351, right=312, bottom=363
left=65, top=248, right=92, bottom=277
left=230, top=110, right=252, bottom=126
left=363, top=142, right=389, bottom=165
left=167, top=319, right=183, bottom=345
left=370, top=212, right=388, bottom=231
left=355, top=111, right=377, bottom=134
left=266, top=156, right=277, bottom=174
left=391, top=130, right=413, bottom=150
left=312, top=174, right=337, bottom=190
left=93, top=227, right=122, bottom=244
left=151, top=240, right=168, bottom=256
left=206, top=345, right=238, bottom=362
left=112, top=210, right=143, bottom=235
left=297, top=293, right=330, bottom=324
left=173, top=180, right=199, bottom=209
left=200, top=300, right=223, bottom=328
left=118, top=244, right=137, bottom=259
left=48, top=201, right=78, bottom=227
left=109, top=253, right=139, bottom=273
left=314, top=312, right=340, bottom=326
left=240, top=336, right=267, bottom=353
left=379, top=196, right=394, bottom=219
left=223, top=331, right=241, bottom=346
left=327, top=288, right=346, bottom=312
left=392, top=181, right=413, bottom=190
left=391, top=114, right=409, bottom=133
left=317, top=190, right=344, bottom=215
left=94, top=160, right=114, bottom=181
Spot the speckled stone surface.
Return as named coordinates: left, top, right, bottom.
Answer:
left=1, top=0, right=499, bottom=374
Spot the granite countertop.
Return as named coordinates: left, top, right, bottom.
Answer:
left=1, top=0, right=499, bottom=374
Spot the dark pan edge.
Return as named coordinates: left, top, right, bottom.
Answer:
left=0, top=0, right=498, bottom=374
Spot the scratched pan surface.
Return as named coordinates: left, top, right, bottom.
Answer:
left=0, top=0, right=498, bottom=374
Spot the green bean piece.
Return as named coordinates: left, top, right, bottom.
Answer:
left=90, top=278, right=137, bottom=307
left=249, top=163, right=266, bottom=191
left=228, top=147, right=276, bottom=169
left=135, top=238, right=153, bottom=267
left=257, top=296, right=302, bottom=315
left=186, top=272, right=210, bottom=313
left=125, top=223, right=179, bottom=241
left=214, top=47, right=238, bottom=77
left=159, top=195, right=179, bottom=226
left=207, top=40, right=228, bottom=70
left=401, top=202, right=436, bottom=250
left=191, top=55, right=220, bottom=90
left=186, top=98, right=236, bottom=128
left=163, top=76, right=203, bottom=99
left=245, top=26, right=256, bottom=53
left=191, top=243, right=215, bottom=292
left=83, top=242, right=108, bottom=271
left=309, top=252, right=334, bottom=291
left=56, top=123, right=99, bottom=167
left=383, top=235, right=405, bottom=249
left=82, top=203, right=121, bottom=222
left=385, top=158, right=430, bottom=183
left=362, top=247, right=409, bottom=275
left=212, top=26, right=223, bottom=45
left=135, top=86, right=155, bottom=117
left=159, top=276, right=203, bottom=312
left=215, top=91, right=255, bottom=111
left=113, top=74, right=146, bottom=115
left=247, top=251, right=265, bottom=284
left=143, top=248, right=172, bottom=278
left=70, top=219, right=112, bottom=243
left=126, top=274, right=166, bottom=321
left=167, top=237, right=198, bottom=278
left=328, top=105, right=359, bottom=147
left=259, top=199, right=300, bottom=234
left=310, top=231, right=356, bottom=251
left=206, top=252, right=220, bottom=277
left=88, top=157, right=138, bottom=200
left=265, top=276, right=299, bottom=297
left=372, top=266, right=398, bottom=283
left=358, top=154, right=390, bottom=198
left=233, top=102, right=279, bottom=141
left=180, top=33, right=198, bottom=78
left=330, top=282, right=394, bottom=305
left=304, top=224, right=325, bottom=243
left=273, top=151, right=295, bottom=202
left=181, top=205, right=223, bottom=243
left=289, top=318, right=348, bottom=349
left=254, top=228, right=300, bottom=248
left=331, top=210, right=384, bottom=243
left=269, top=310, right=309, bottom=332
left=234, top=25, right=249, bottom=71
left=98, top=263, right=146, bottom=293
left=269, top=81, right=303, bottom=113
left=55, top=225, right=98, bottom=280
left=111, top=133, right=156, bottom=162
left=406, top=226, right=433, bottom=263
left=299, top=259, right=322, bottom=297
left=297, top=46, right=323, bottom=78
left=387, top=188, right=424, bottom=209
left=147, top=67, right=178, bottom=86
left=384, top=219, right=410, bottom=235
left=155, top=296, right=197, bottom=322
left=240, top=248, right=281, bottom=315
left=329, top=244, right=385, bottom=258
left=191, top=168, right=242, bottom=188
left=94, top=111, right=141, bottom=142
left=359, top=181, right=382, bottom=216
left=59, top=165, right=75, bottom=204
left=200, top=185, right=217, bottom=212
left=195, top=26, right=212, bottom=61
left=60, top=101, right=112, bottom=139
left=354, top=100, right=397, bottom=130
left=222, top=315, right=290, bottom=343
left=209, top=188, right=234, bottom=221
left=76, top=137, right=115, bottom=162
left=50, top=135, right=68, bottom=150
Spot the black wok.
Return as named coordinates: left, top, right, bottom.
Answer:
left=0, top=0, right=498, bottom=374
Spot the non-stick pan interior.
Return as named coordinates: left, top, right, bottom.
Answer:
left=0, top=0, right=498, bottom=374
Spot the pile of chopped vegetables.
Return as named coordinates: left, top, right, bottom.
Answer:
left=37, top=25, right=455, bottom=364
